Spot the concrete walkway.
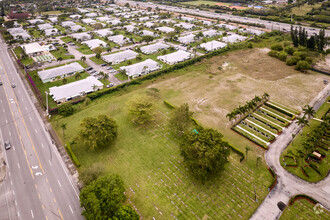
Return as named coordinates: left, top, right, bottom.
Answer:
left=250, top=83, right=330, bottom=219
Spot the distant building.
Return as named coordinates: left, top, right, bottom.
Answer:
left=101, top=50, right=138, bottom=64
left=157, top=50, right=193, bottom=65
left=38, top=62, right=84, bottom=83
left=120, top=59, right=161, bottom=78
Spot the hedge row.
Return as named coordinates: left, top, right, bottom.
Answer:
left=264, top=102, right=295, bottom=118
left=288, top=194, right=317, bottom=206
left=66, top=143, right=81, bottom=168
left=164, top=100, right=175, bottom=109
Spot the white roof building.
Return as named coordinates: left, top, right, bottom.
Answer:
left=28, top=19, right=44, bottom=24
left=71, top=32, right=91, bottom=41
left=44, top=28, right=59, bottom=36
left=123, top=25, right=136, bottom=33
left=97, top=16, right=111, bottom=22
left=107, top=19, right=121, bottom=26
left=200, top=40, right=227, bottom=51
left=239, top=28, right=265, bottom=35
left=101, top=50, right=138, bottom=64
left=48, top=17, right=58, bottom=23
left=49, top=76, right=103, bottom=103
left=38, top=23, right=54, bottom=30
left=120, top=59, right=161, bottom=78
left=157, top=50, right=193, bottom=65
left=222, top=34, right=247, bottom=43
left=217, top=24, right=238, bottom=30
left=77, top=8, right=89, bottom=13
left=7, top=27, right=31, bottom=40
left=174, top=22, right=195, bottom=30
left=178, top=34, right=195, bottom=45
left=82, top=39, right=107, bottom=49
left=203, top=29, right=221, bottom=38
left=144, top=22, right=154, bottom=28
left=21, top=42, right=46, bottom=55
left=108, top=35, right=127, bottom=46
left=161, top=19, right=176, bottom=24
left=139, top=16, right=150, bottom=22
left=181, top=16, right=195, bottom=22
left=140, top=42, right=169, bottom=54
left=38, top=62, right=84, bottom=83
left=70, top=25, right=85, bottom=32
left=62, top=21, right=76, bottom=28
left=156, top=26, right=175, bottom=33
left=203, top=20, right=213, bottom=26
left=140, top=30, right=156, bottom=37
left=93, top=29, right=113, bottom=37
left=85, top=12, right=98, bottom=18
left=82, top=18, right=96, bottom=25
left=69, top=14, right=82, bottom=20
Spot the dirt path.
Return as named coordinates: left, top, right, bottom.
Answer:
left=250, top=83, right=330, bottom=219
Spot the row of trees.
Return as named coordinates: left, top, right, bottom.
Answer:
left=290, top=26, right=327, bottom=51
left=226, top=93, right=270, bottom=124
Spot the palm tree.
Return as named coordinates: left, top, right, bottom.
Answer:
left=62, top=78, right=67, bottom=84
left=80, top=56, right=86, bottom=63
left=302, top=105, right=315, bottom=120
left=92, top=84, right=99, bottom=91
left=262, top=92, right=270, bottom=101
left=103, top=73, right=109, bottom=79
left=60, top=123, right=67, bottom=140
left=95, top=53, right=101, bottom=60
left=296, top=116, right=308, bottom=135
left=75, top=72, right=81, bottom=80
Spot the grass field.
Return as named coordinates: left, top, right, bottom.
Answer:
left=50, top=46, right=75, bottom=60
left=280, top=97, right=330, bottom=182
left=182, top=1, right=230, bottom=6
left=52, top=89, right=274, bottom=219
left=13, top=47, right=34, bottom=66
left=280, top=198, right=330, bottom=220
left=60, top=37, right=94, bottom=55
left=291, top=3, right=322, bottom=16
left=50, top=44, right=330, bottom=218
left=41, top=11, right=62, bottom=15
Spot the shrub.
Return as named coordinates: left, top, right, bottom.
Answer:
left=164, top=100, right=175, bottom=109
left=295, top=60, right=311, bottom=72
left=58, top=103, right=75, bottom=116
left=278, top=51, right=288, bottom=61
left=293, top=51, right=308, bottom=60
left=66, top=143, right=80, bottom=167
left=284, top=46, right=295, bottom=55
left=268, top=50, right=279, bottom=58
left=247, top=42, right=253, bottom=48
left=305, top=57, right=313, bottom=64
left=286, top=56, right=301, bottom=66
left=270, top=43, right=283, bottom=51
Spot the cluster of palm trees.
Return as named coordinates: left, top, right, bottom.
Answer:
left=295, top=105, right=316, bottom=129
left=226, top=93, right=270, bottom=124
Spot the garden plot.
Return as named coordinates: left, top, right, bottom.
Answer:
left=233, top=101, right=299, bottom=149
left=35, top=54, right=54, bottom=62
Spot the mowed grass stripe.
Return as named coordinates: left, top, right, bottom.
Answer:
left=262, top=105, right=292, bottom=120
left=247, top=116, right=279, bottom=134
left=253, top=111, right=286, bottom=127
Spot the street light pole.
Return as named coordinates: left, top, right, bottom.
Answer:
left=45, top=91, right=49, bottom=116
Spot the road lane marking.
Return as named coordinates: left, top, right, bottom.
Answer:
left=2, top=108, right=4, bottom=113
left=38, top=194, right=41, bottom=199
left=35, top=184, right=37, bottom=189
left=35, top=129, right=38, bottom=134
left=50, top=187, right=52, bottom=192
left=35, top=172, right=42, bottom=176
left=17, top=212, right=19, bottom=217
left=11, top=181, right=13, bottom=186
left=0, top=58, right=45, bottom=175
left=5, top=119, right=8, bottom=124
left=46, top=178, right=48, bottom=183
left=69, top=205, right=73, bottom=214
left=49, top=160, right=52, bottom=166
left=25, top=106, right=27, bottom=110
left=46, top=216, right=48, bottom=220
left=42, top=204, right=44, bottom=210
left=17, top=163, right=20, bottom=169
left=29, top=116, right=32, bottom=121
left=13, top=146, right=15, bottom=151
left=8, top=131, right=11, bottom=136
left=54, top=198, right=56, bottom=203
left=58, top=209, right=63, bottom=220
left=15, top=201, right=17, bottom=206
left=57, top=180, right=61, bottom=187
left=31, top=210, right=34, bottom=218
left=41, top=143, right=44, bottom=148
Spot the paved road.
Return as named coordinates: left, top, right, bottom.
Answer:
left=118, top=0, right=330, bottom=37
left=0, top=37, right=83, bottom=220
left=251, top=83, right=330, bottom=220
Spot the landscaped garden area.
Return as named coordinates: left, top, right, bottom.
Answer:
left=280, top=97, right=330, bottom=182
left=230, top=98, right=299, bottom=149
left=60, top=36, right=94, bottom=55
left=280, top=196, right=330, bottom=220
left=50, top=46, right=75, bottom=60
left=13, top=46, right=34, bottom=66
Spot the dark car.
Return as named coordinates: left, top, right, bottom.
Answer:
left=101, top=63, right=107, bottom=67
left=4, top=141, right=11, bottom=150
left=86, top=67, right=93, bottom=71
left=0, top=81, right=2, bottom=86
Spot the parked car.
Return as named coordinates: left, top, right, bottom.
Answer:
left=0, top=81, right=2, bottom=86
left=109, top=69, right=117, bottom=73
left=90, top=70, right=97, bottom=74
left=11, top=83, right=16, bottom=88
left=106, top=66, right=113, bottom=70
left=106, top=83, right=114, bottom=88
left=101, top=63, right=107, bottom=67
left=86, top=67, right=93, bottom=71
left=4, top=141, right=11, bottom=150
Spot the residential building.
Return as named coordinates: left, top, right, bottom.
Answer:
left=38, top=62, right=84, bottom=83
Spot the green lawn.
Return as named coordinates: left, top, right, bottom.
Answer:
left=13, top=47, right=34, bottom=66
left=75, top=22, right=93, bottom=31
left=51, top=88, right=274, bottom=219
left=51, top=46, right=75, bottom=60
left=181, top=0, right=229, bottom=6
left=41, top=10, right=62, bottom=15
left=291, top=3, right=322, bottom=16
left=26, top=28, right=43, bottom=39
left=53, top=25, right=67, bottom=35
left=280, top=97, right=330, bottom=182
left=89, top=56, right=105, bottom=65
left=114, top=72, right=127, bottom=81
left=60, top=37, right=94, bottom=55
left=280, top=198, right=330, bottom=220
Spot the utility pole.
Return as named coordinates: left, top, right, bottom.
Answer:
left=45, top=91, right=49, bottom=116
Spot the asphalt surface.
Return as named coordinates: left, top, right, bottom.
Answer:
left=118, top=0, right=330, bottom=37
left=0, top=37, right=83, bottom=219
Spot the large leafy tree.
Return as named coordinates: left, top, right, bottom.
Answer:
left=180, top=128, right=230, bottom=183
left=169, top=103, right=193, bottom=136
left=128, top=95, right=154, bottom=125
left=79, top=115, right=118, bottom=149
left=114, top=205, right=139, bottom=220
left=80, top=175, right=127, bottom=219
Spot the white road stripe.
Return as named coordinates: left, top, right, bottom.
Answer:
left=35, top=129, right=38, bottom=134
left=58, top=180, right=61, bottom=187
left=69, top=205, right=73, bottom=214
left=17, top=163, right=20, bottom=169
left=49, top=160, right=52, bottom=166
left=31, top=210, right=34, bottom=218
left=25, top=107, right=27, bottom=110
left=29, top=116, right=32, bottom=121
left=9, top=131, right=11, bottom=136
left=41, top=143, right=44, bottom=148
left=15, top=201, right=17, bottom=206
left=5, top=120, right=8, bottom=124
left=11, top=181, right=13, bottom=186
left=13, top=146, right=15, bottom=151
left=17, top=212, right=19, bottom=217
left=2, top=108, right=5, bottom=112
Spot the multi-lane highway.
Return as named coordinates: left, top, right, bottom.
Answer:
left=0, top=36, right=83, bottom=219
left=117, top=0, right=330, bottom=37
